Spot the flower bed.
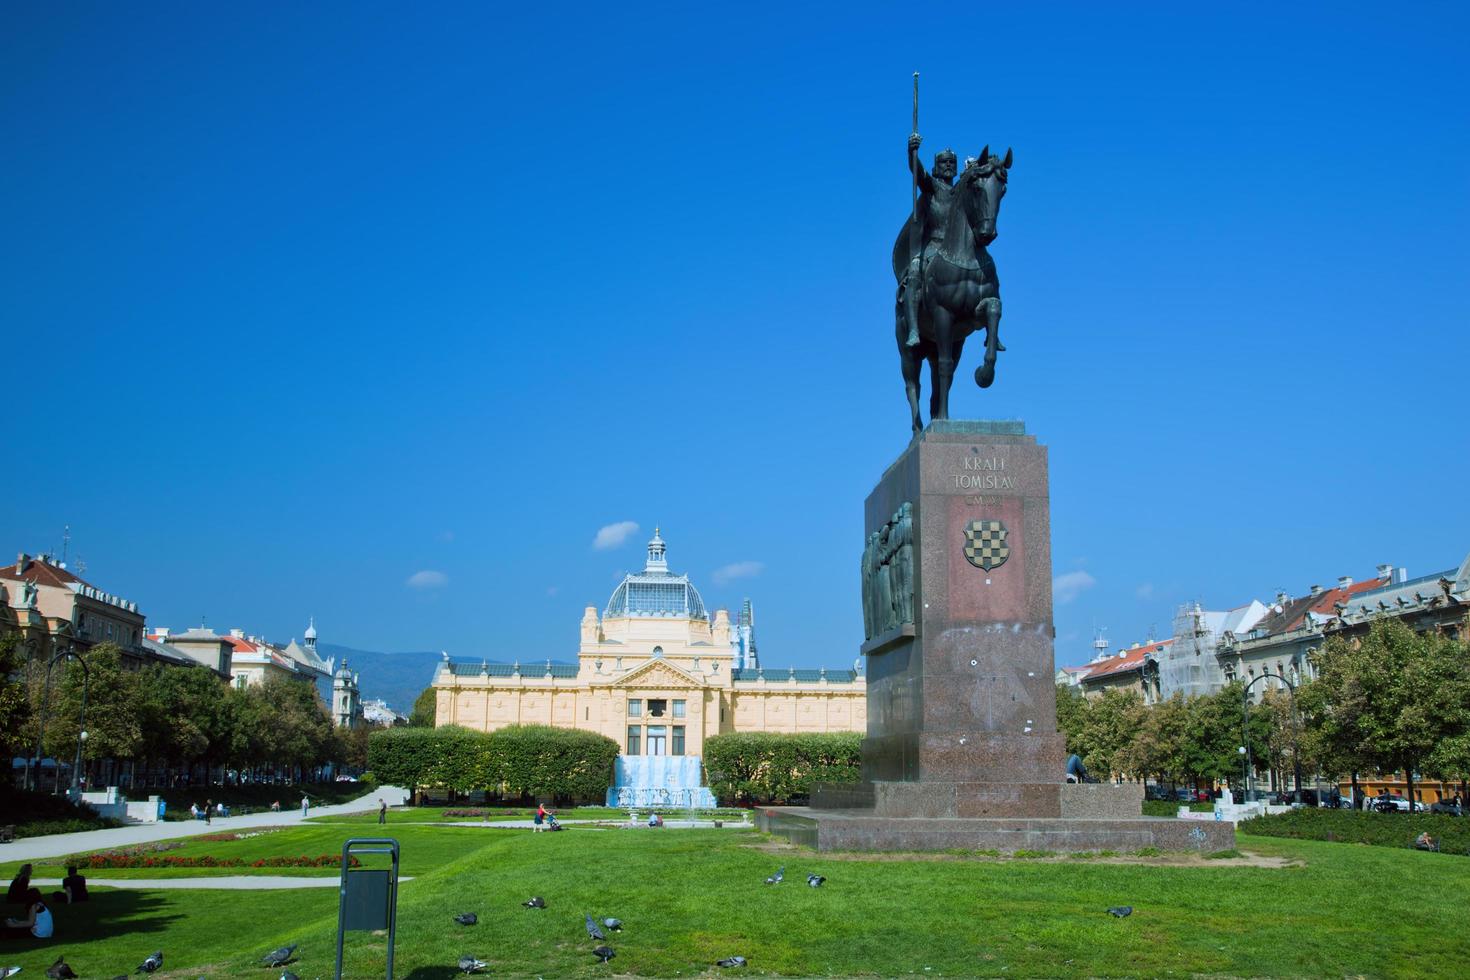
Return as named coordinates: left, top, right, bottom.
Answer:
left=442, top=808, right=497, bottom=818
left=74, top=852, right=360, bottom=869
left=195, top=829, right=284, bottom=843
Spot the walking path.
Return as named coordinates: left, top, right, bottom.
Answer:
left=29, top=875, right=412, bottom=890
left=2, top=786, right=410, bottom=862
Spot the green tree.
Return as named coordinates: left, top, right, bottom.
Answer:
left=1309, top=618, right=1470, bottom=806
left=0, top=632, right=30, bottom=781
left=244, top=677, right=334, bottom=776
left=45, top=643, right=142, bottom=782
left=409, top=687, right=437, bottom=727
left=1072, top=688, right=1146, bottom=780
left=1054, top=683, right=1088, bottom=758
left=1183, top=683, right=1258, bottom=789
left=1125, top=693, right=1191, bottom=789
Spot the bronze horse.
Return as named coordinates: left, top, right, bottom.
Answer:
left=892, top=148, right=1011, bottom=432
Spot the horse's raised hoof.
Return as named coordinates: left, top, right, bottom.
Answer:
left=976, top=361, right=996, bottom=388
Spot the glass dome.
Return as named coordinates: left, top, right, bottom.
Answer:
left=604, top=528, right=708, bottom=620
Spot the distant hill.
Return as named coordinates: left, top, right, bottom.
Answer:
left=316, top=643, right=577, bottom=716
left=315, top=644, right=441, bottom=715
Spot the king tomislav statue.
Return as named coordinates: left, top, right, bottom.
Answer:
left=892, top=84, right=1012, bottom=432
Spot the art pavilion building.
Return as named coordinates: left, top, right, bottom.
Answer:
left=431, top=530, right=867, bottom=766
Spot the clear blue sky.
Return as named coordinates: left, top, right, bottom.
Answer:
left=4, top=2, right=1467, bottom=670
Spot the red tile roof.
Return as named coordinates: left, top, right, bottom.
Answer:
left=0, top=557, right=93, bottom=590
left=1252, top=576, right=1392, bottom=635
left=1082, top=639, right=1173, bottom=681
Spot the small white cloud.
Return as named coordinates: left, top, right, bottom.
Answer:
left=593, top=521, right=640, bottom=550
left=406, top=570, right=448, bottom=590
left=1053, top=570, right=1097, bottom=604
left=1136, top=583, right=1155, bottom=600
left=712, top=561, right=765, bottom=586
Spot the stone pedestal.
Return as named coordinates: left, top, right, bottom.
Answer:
left=760, top=421, right=1234, bottom=853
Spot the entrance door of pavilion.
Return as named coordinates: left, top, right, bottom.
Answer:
left=645, top=725, right=667, bottom=755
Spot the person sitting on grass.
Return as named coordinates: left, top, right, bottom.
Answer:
left=5, top=867, right=31, bottom=907
left=60, top=867, right=88, bottom=905
left=2, top=889, right=53, bottom=941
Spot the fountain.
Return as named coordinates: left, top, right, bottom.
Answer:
left=607, top=755, right=716, bottom=809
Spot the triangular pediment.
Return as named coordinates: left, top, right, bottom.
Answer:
left=609, top=658, right=704, bottom=690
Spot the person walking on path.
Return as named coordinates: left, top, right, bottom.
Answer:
left=534, top=802, right=547, bottom=833
left=204, top=798, right=212, bottom=825
left=377, top=799, right=387, bottom=825
left=301, top=793, right=310, bottom=817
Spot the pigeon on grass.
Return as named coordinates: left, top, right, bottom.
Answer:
left=261, top=943, right=298, bottom=967
left=522, top=896, right=546, bottom=909
left=716, top=956, right=748, bottom=968
left=135, top=950, right=164, bottom=974
left=46, top=957, right=78, bottom=979
left=764, top=866, right=784, bottom=885
left=593, top=946, right=616, bottom=963
left=280, top=972, right=301, bottom=980
left=458, top=955, right=489, bottom=974
left=454, top=912, right=478, bottom=926
left=585, top=913, right=606, bottom=941
left=807, top=874, right=826, bottom=887
left=1106, top=906, right=1133, bottom=918
left=601, top=917, right=623, bottom=931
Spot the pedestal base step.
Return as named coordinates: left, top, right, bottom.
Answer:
left=756, top=806, right=1236, bottom=853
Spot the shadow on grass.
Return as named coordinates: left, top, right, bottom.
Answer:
left=402, top=967, right=464, bottom=979
left=0, top=889, right=182, bottom=957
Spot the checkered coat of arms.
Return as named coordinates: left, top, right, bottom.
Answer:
left=963, top=519, right=1010, bottom=571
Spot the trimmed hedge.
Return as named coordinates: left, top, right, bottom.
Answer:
left=702, top=732, right=862, bottom=804
left=1240, top=808, right=1470, bottom=856
left=366, top=724, right=618, bottom=804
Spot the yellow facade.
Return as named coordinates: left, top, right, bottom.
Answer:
left=432, top=531, right=865, bottom=756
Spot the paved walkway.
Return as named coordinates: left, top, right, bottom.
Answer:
left=2, top=786, right=410, bottom=862
left=30, top=875, right=413, bottom=890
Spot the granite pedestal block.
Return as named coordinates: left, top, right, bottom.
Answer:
left=766, top=421, right=1235, bottom=854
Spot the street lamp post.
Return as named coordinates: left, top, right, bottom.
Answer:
left=1242, top=668, right=1303, bottom=806
left=30, top=646, right=90, bottom=796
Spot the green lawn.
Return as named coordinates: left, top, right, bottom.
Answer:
left=2, top=824, right=1467, bottom=977
left=308, top=805, right=750, bottom=825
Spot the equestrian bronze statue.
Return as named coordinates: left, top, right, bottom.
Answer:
left=893, top=134, right=1012, bottom=432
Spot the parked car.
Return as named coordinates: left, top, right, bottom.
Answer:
left=1370, top=793, right=1425, bottom=813
left=1428, top=799, right=1463, bottom=816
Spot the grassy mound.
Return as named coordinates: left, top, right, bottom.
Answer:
left=1241, top=807, right=1470, bottom=855
left=2, top=788, right=122, bottom=839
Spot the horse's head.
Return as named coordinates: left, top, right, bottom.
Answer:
left=959, top=145, right=1012, bottom=247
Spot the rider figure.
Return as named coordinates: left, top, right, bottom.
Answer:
left=900, top=133, right=958, bottom=347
